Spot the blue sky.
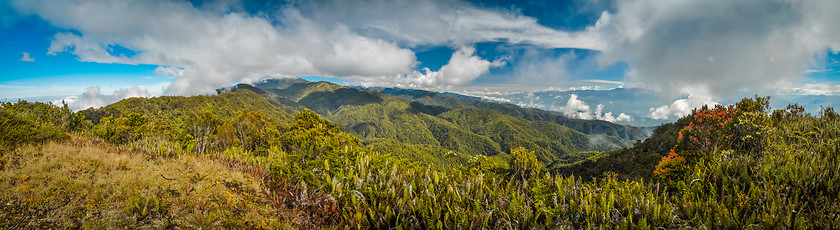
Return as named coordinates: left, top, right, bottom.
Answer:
left=1, top=15, right=167, bottom=98
left=2, top=0, right=840, bottom=125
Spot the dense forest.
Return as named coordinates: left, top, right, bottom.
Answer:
left=231, top=79, right=634, bottom=166
left=364, top=86, right=653, bottom=141
left=2, top=82, right=839, bottom=228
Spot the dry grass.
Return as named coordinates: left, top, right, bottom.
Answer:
left=0, top=136, right=291, bottom=229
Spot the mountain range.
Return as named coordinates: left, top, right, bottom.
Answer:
left=211, top=78, right=653, bottom=165
left=7, top=78, right=839, bottom=228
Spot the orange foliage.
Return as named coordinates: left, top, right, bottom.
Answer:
left=654, top=96, right=770, bottom=185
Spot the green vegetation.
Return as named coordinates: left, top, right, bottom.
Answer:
left=2, top=89, right=840, bottom=228
left=0, top=101, right=76, bottom=149
left=438, top=108, right=607, bottom=163
left=251, top=79, right=624, bottom=168
left=552, top=116, right=689, bottom=180
left=369, top=87, right=652, bottom=140
left=1, top=140, right=280, bottom=229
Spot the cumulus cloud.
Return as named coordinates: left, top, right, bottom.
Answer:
left=58, top=86, right=151, bottom=110
left=558, top=94, right=632, bottom=122
left=19, top=52, right=33, bottom=62
left=408, top=46, right=506, bottom=87
left=594, top=104, right=633, bottom=122
left=598, top=0, right=840, bottom=101
left=11, top=0, right=607, bottom=96
left=349, top=46, right=505, bottom=88
left=13, top=0, right=417, bottom=95
left=16, top=0, right=840, bottom=116
left=649, top=95, right=717, bottom=120
left=559, top=94, right=593, bottom=119
left=297, top=0, right=607, bottom=50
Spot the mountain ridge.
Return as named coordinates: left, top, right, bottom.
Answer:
left=361, top=86, right=654, bottom=140
left=228, top=78, right=633, bottom=164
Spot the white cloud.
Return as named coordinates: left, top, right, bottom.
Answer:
left=805, top=68, right=831, bottom=73
left=154, top=66, right=184, bottom=77
left=349, top=46, right=505, bottom=88
left=648, top=95, right=717, bottom=120
left=559, top=94, right=593, bottom=119
left=12, top=0, right=607, bottom=96
left=784, top=83, right=840, bottom=96
left=558, top=94, right=632, bottom=122
left=299, top=0, right=607, bottom=50
left=0, top=84, right=31, bottom=89
left=19, top=52, right=34, bottom=62
left=598, top=0, right=840, bottom=101
left=16, top=0, right=840, bottom=112
left=13, top=0, right=417, bottom=95
left=584, top=79, right=623, bottom=85
left=410, top=46, right=506, bottom=87
left=616, top=113, right=632, bottom=122
left=57, top=85, right=151, bottom=111
left=595, top=104, right=633, bottom=122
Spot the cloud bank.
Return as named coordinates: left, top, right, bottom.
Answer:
left=17, top=0, right=417, bottom=95
left=648, top=96, right=718, bottom=120
left=349, top=46, right=506, bottom=88
left=558, top=94, right=632, bottom=122
left=12, top=0, right=605, bottom=96
left=295, top=0, right=607, bottom=50
left=12, top=0, right=840, bottom=120
left=58, top=86, right=151, bottom=110
left=598, top=0, right=840, bottom=101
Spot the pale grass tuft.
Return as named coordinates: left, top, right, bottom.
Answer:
left=0, top=138, right=285, bottom=229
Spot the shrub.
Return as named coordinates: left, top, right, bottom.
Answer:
left=510, top=147, right=540, bottom=180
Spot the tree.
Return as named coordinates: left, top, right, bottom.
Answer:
left=821, top=107, right=838, bottom=120
left=282, top=110, right=358, bottom=159
left=277, top=110, right=360, bottom=186
left=190, top=110, right=221, bottom=154
left=785, top=103, right=807, bottom=118
left=213, top=108, right=280, bottom=154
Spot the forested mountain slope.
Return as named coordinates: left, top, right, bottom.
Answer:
left=551, top=115, right=691, bottom=180
left=79, top=89, right=294, bottom=129
left=235, top=78, right=628, bottom=164
left=365, top=87, right=653, bottom=140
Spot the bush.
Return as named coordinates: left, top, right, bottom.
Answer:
left=655, top=96, right=771, bottom=185
left=509, top=147, right=540, bottom=180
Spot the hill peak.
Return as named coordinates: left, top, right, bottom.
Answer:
left=253, top=78, right=312, bottom=90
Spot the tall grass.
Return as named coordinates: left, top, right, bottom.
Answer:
left=0, top=137, right=281, bottom=229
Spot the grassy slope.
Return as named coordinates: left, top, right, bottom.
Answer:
left=0, top=137, right=286, bottom=229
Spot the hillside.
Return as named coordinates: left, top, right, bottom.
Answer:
left=79, top=89, right=294, bottom=129
left=1, top=139, right=279, bottom=229
left=3, top=95, right=840, bottom=228
left=365, top=87, right=654, bottom=140
left=550, top=115, right=691, bottom=180
left=243, top=78, right=628, bottom=164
